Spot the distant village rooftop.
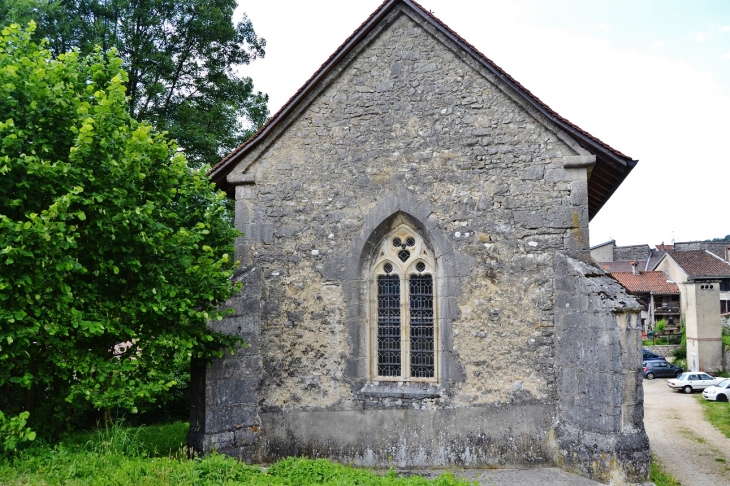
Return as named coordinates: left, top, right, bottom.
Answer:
left=610, top=271, right=679, bottom=295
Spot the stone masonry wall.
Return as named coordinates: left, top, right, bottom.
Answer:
left=190, top=4, right=648, bottom=479
left=554, top=253, right=650, bottom=483
left=238, top=7, right=590, bottom=411
left=613, top=245, right=650, bottom=262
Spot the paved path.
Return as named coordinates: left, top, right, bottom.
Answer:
left=644, top=377, right=730, bottom=485
left=412, top=468, right=606, bottom=485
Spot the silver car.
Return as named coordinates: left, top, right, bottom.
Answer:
left=667, top=372, right=724, bottom=394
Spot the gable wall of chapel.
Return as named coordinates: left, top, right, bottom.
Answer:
left=190, top=6, right=649, bottom=481
left=238, top=10, right=586, bottom=409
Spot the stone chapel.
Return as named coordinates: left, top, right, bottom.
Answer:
left=188, top=1, right=651, bottom=483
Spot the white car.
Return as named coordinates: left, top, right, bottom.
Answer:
left=667, top=372, right=724, bottom=394
left=702, top=379, right=730, bottom=401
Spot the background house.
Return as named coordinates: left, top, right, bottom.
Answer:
left=654, top=250, right=730, bottom=372
left=596, top=241, right=730, bottom=371
left=609, top=267, right=680, bottom=336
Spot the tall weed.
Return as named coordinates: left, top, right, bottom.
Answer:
left=84, top=421, right=145, bottom=457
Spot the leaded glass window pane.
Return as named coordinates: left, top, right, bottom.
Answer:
left=409, top=274, right=434, bottom=378
left=377, top=275, right=401, bottom=377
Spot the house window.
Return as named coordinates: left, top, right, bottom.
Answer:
left=720, top=279, right=730, bottom=292
left=722, top=300, right=730, bottom=315
left=372, top=224, right=437, bottom=381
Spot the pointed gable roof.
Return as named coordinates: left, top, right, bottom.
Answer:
left=210, top=0, right=637, bottom=219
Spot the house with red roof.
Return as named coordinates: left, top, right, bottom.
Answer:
left=609, top=267, right=680, bottom=335
left=654, top=250, right=730, bottom=372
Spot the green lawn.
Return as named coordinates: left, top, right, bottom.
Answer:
left=0, top=422, right=473, bottom=485
left=697, top=395, right=730, bottom=439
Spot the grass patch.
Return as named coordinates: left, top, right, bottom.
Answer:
left=60, top=421, right=189, bottom=458
left=697, top=395, right=730, bottom=439
left=0, top=422, right=474, bottom=485
left=650, top=456, right=681, bottom=486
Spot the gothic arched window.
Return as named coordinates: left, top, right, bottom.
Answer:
left=371, top=223, right=438, bottom=381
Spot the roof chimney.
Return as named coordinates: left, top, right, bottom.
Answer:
left=631, top=261, right=639, bottom=275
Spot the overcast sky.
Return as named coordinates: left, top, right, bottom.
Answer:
left=235, top=0, right=730, bottom=248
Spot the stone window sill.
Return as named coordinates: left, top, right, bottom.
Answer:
left=359, top=381, right=443, bottom=399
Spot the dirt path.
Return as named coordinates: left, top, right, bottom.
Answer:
left=644, top=378, right=730, bottom=485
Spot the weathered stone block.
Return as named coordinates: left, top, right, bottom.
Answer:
left=242, top=224, right=274, bottom=244
left=204, top=406, right=257, bottom=435
left=513, top=207, right=574, bottom=229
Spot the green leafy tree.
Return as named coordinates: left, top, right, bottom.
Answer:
left=653, top=319, right=667, bottom=345
left=0, top=22, right=242, bottom=434
left=9, top=0, right=268, bottom=168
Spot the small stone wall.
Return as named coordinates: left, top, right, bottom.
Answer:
left=643, top=345, right=679, bottom=358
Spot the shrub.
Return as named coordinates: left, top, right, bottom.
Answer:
left=0, top=411, right=36, bottom=454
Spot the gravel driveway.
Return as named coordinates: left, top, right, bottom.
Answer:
left=644, top=377, right=730, bottom=485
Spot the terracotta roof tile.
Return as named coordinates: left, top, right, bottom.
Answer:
left=667, top=250, right=730, bottom=278
left=610, top=271, right=679, bottom=295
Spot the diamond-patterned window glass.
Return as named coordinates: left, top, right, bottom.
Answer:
left=377, top=275, right=401, bottom=377
left=409, top=274, right=434, bottom=378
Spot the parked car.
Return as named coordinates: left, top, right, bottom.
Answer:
left=702, top=379, right=730, bottom=401
left=643, top=360, right=682, bottom=379
left=667, top=372, right=724, bottom=393
left=642, top=349, right=667, bottom=362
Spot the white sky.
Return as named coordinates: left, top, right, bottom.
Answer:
left=235, top=0, right=730, bottom=248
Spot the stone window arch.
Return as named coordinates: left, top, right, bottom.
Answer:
left=370, top=222, right=438, bottom=381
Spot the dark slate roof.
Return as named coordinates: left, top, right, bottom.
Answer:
left=666, top=250, right=730, bottom=279
left=613, top=244, right=651, bottom=262
left=590, top=239, right=615, bottom=250
left=646, top=249, right=668, bottom=271
left=610, top=271, right=679, bottom=295
left=208, top=0, right=637, bottom=219
left=600, top=261, right=648, bottom=273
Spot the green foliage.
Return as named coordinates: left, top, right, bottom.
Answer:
left=673, top=320, right=687, bottom=360
left=0, top=0, right=45, bottom=27
left=0, top=423, right=474, bottom=485
left=62, top=421, right=189, bottom=458
left=0, top=411, right=36, bottom=453
left=650, top=456, right=681, bottom=486
left=14, top=0, right=269, bottom=167
left=680, top=318, right=686, bottom=348
left=0, top=22, right=243, bottom=435
left=655, top=319, right=667, bottom=334
left=711, top=235, right=730, bottom=242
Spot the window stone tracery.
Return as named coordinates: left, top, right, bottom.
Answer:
left=371, top=223, right=437, bottom=381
